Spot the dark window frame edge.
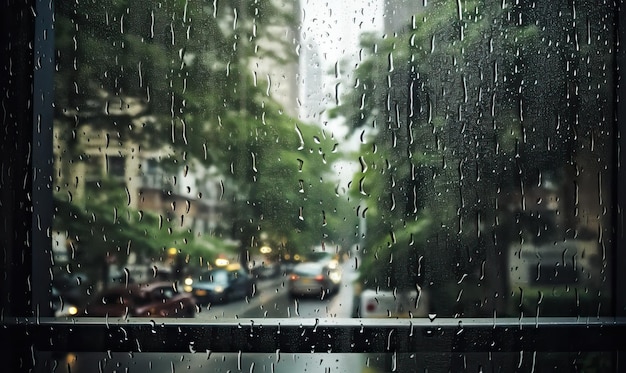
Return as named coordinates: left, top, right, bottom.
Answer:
left=1, top=317, right=626, bottom=354
left=0, top=0, right=624, bottom=368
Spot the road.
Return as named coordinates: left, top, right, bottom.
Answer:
left=50, top=258, right=399, bottom=373
left=195, top=258, right=359, bottom=320
left=49, top=258, right=455, bottom=372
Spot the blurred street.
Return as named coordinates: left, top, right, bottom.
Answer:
left=195, top=257, right=359, bottom=319
left=47, top=258, right=410, bottom=373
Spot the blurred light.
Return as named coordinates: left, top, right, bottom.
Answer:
left=289, top=274, right=299, bottom=281
left=315, top=274, right=324, bottom=281
left=214, top=286, right=224, bottom=293
left=284, top=254, right=291, bottom=260
left=55, top=304, right=79, bottom=317
left=168, top=247, right=178, bottom=256
left=260, top=245, right=272, bottom=254
left=328, top=260, right=339, bottom=269
left=65, top=353, right=77, bottom=367
left=329, top=271, right=342, bottom=283
left=293, top=254, right=301, bottom=261
left=215, top=258, right=229, bottom=266
left=184, top=277, right=193, bottom=286
left=226, top=263, right=241, bottom=271
left=183, top=285, right=192, bottom=293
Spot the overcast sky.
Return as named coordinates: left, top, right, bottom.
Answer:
left=298, top=1, right=384, bottom=190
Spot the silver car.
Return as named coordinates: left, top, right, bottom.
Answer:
left=288, top=262, right=342, bottom=298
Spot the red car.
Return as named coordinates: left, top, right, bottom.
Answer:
left=78, top=282, right=196, bottom=318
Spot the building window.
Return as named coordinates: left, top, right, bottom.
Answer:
left=106, top=155, right=126, bottom=179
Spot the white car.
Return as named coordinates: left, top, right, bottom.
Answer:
left=288, top=262, right=342, bottom=298
left=358, top=287, right=428, bottom=318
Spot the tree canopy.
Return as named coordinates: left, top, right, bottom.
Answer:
left=331, top=0, right=614, bottom=317
left=53, top=0, right=358, bottom=279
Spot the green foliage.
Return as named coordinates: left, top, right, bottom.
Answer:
left=358, top=214, right=432, bottom=291
left=53, top=0, right=356, bottom=270
left=332, top=0, right=615, bottom=316
left=53, top=180, right=234, bottom=267
left=221, top=103, right=356, bottom=256
left=54, top=0, right=297, bottom=159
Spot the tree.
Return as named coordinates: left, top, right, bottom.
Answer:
left=52, top=0, right=356, bottom=276
left=331, top=0, right=614, bottom=317
left=53, top=179, right=234, bottom=288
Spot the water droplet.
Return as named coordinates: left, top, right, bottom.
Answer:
left=456, top=321, right=464, bottom=335
left=251, top=152, right=257, bottom=172
left=295, top=125, right=304, bottom=150
left=123, top=267, right=130, bottom=286
left=359, top=156, right=368, bottom=173
left=232, top=8, right=238, bottom=31
left=150, top=11, right=155, bottom=38
left=298, top=207, right=304, bottom=221
left=358, top=177, right=367, bottom=195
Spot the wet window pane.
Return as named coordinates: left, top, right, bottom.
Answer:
left=51, top=0, right=615, bottom=322
left=45, top=351, right=615, bottom=372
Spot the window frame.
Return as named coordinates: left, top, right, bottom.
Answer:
left=1, top=0, right=625, bottom=370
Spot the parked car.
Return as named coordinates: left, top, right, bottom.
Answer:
left=52, top=271, right=94, bottom=305
left=190, top=265, right=256, bottom=304
left=51, top=286, right=79, bottom=317
left=288, top=261, right=342, bottom=298
left=250, top=261, right=281, bottom=279
left=77, top=282, right=196, bottom=318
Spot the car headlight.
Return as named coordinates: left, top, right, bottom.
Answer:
left=184, top=277, right=193, bottom=286
left=214, top=286, right=224, bottom=293
left=56, top=305, right=79, bottom=317
left=329, top=271, right=342, bottom=283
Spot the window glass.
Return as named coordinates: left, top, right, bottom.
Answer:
left=51, top=0, right=614, bottom=323
left=46, top=351, right=615, bottom=372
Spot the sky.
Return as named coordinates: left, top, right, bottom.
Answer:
left=300, top=1, right=384, bottom=65
left=297, top=1, right=384, bottom=190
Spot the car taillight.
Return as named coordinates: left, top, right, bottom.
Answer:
left=366, top=301, right=377, bottom=313
left=315, top=275, right=324, bottom=281
left=290, top=274, right=299, bottom=281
